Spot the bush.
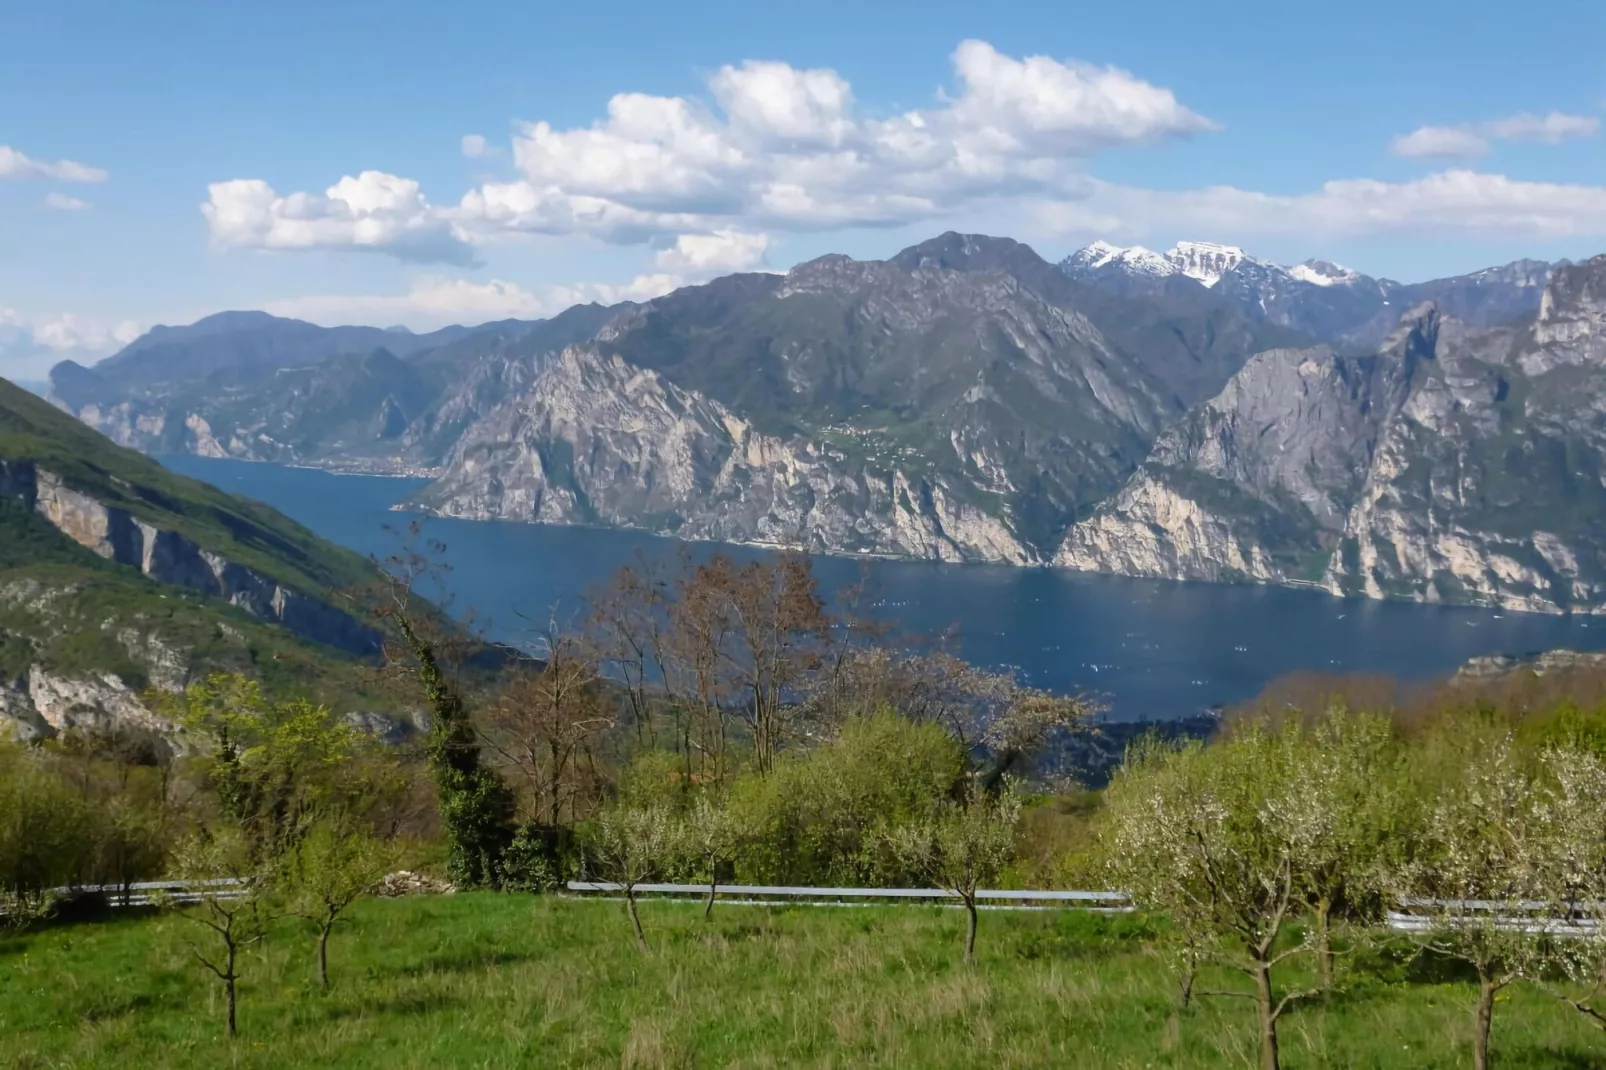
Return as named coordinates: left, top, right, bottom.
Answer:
left=727, top=710, right=964, bottom=886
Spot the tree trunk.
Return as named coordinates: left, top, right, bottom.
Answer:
left=1315, top=897, right=1334, bottom=990
left=626, top=888, right=648, bottom=951
left=1253, top=960, right=1280, bottom=1070
left=224, top=941, right=239, bottom=1039
left=704, top=876, right=717, bottom=920
left=1474, top=975, right=1498, bottom=1070
left=317, top=922, right=332, bottom=990
left=1178, top=949, right=1196, bottom=1010
left=964, top=898, right=978, bottom=965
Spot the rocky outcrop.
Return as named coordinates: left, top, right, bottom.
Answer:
left=1453, top=648, right=1606, bottom=684
left=1059, top=257, right=1606, bottom=614
left=417, top=347, right=1034, bottom=563
left=3, top=460, right=378, bottom=652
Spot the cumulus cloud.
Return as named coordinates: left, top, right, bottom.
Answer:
left=459, top=39, right=1213, bottom=242
left=204, top=40, right=1212, bottom=264
left=42, top=192, right=90, bottom=211
left=0, top=145, right=108, bottom=183
left=1038, top=170, right=1606, bottom=242
left=0, top=309, right=140, bottom=380
left=653, top=229, right=770, bottom=273
left=1390, top=111, right=1599, bottom=158
left=202, top=171, right=476, bottom=265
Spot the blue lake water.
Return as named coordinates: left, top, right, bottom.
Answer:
left=162, top=455, right=1606, bottom=722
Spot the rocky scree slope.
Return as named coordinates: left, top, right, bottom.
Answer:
left=412, top=233, right=1305, bottom=562
left=1057, top=255, right=1606, bottom=614
left=0, top=377, right=395, bottom=742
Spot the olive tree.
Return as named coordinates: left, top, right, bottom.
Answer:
left=280, top=808, right=396, bottom=990
left=681, top=794, right=742, bottom=920
left=890, top=784, right=1022, bottom=964
left=1276, top=710, right=1402, bottom=988
left=589, top=802, right=679, bottom=951
left=1102, top=729, right=1325, bottom=1070
left=1528, top=746, right=1606, bottom=1030
left=1393, top=731, right=1555, bottom=1070
left=159, top=828, right=280, bottom=1039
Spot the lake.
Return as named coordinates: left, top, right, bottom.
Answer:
left=162, top=455, right=1606, bottom=722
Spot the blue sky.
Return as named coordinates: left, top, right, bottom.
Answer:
left=3, top=0, right=1605, bottom=377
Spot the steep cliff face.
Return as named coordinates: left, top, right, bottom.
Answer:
left=1059, top=256, right=1606, bottom=613
left=414, top=234, right=1305, bottom=561
left=416, top=347, right=1033, bottom=562
left=1, top=459, right=378, bottom=651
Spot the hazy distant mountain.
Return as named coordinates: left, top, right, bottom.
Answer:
left=1060, top=240, right=1556, bottom=351
left=46, top=305, right=622, bottom=473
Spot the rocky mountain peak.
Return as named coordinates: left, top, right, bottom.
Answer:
left=886, top=231, right=1043, bottom=276
left=1288, top=260, right=1360, bottom=287
left=1534, top=254, right=1606, bottom=358
left=1166, top=241, right=1251, bottom=287
left=1380, top=302, right=1443, bottom=363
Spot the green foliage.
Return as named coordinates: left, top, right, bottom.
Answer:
left=0, top=377, right=377, bottom=600
left=390, top=611, right=514, bottom=889
left=0, top=743, right=94, bottom=916
left=158, top=674, right=361, bottom=856
left=726, top=710, right=964, bottom=885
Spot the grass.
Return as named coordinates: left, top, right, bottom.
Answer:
left=3, top=894, right=1604, bottom=1068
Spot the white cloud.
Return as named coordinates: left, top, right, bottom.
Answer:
left=41, top=192, right=90, bottom=211
left=1390, top=111, right=1599, bottom=158
left=204, top=40, right=1213, bottom=264
left=461, top=39, right=1213, bottom=241
left=1483, top=111, right=1600, bottom=143
left=1390, top=126, right=1491, bottom=159
left=0, top=145, right=108, bottom=183
left=0, top=309, right=140, bottom=380
left=653, top=229, right=770, bottom=273
left=1038, top=170, right=1606, bottom=242
left=202, top=171, right=476, bottom=265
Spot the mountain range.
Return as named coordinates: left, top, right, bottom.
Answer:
left=47, top=232, right=1604, bottom=613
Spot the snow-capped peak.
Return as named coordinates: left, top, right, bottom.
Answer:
left=1065, top=240, right=1367, bottom=291
left=1289, top=260, right=1359, bottom=288
left=1067, top=241, right=1176, bottom=277
left=1165, top=241, right=1250, bottom=288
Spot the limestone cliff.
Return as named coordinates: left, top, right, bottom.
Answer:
left=1058, top=256, right=1606, bottom=614
left=415, top=347, right=1034, bottom=563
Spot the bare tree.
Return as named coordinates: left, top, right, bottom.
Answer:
left=481, top=627, right=614, bottom=826
left=890, top=785, right=1022, bottom=963
left=590, top=803, right=678, bottom=951
left=587, top=556, right=672, bottom=748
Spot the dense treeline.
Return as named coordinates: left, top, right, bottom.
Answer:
left=13, top=546, right=1606, bottom=1066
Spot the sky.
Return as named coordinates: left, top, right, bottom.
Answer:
left=3, top=0, right=1606, bottom=378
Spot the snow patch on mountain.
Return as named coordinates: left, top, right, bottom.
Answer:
left=1064, top=240, right=1363, bottom=291
left=1289, top=260, right=1360, bottom=288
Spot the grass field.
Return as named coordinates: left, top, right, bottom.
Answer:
left=2, top=893, right=1603, bottom=1068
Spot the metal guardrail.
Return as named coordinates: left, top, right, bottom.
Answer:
left=565, top=882, right=1133, bottom=912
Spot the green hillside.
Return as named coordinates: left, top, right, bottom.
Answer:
left=0, top=376, right=398, bottom=723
